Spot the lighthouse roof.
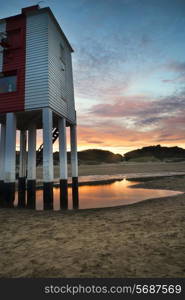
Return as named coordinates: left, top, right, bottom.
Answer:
left=0, top=5, right=74, bottom=52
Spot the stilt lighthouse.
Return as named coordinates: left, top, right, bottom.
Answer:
left=0, top=5, right=78, bottom=209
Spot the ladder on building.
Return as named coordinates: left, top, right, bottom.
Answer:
left=36, top=127, right=59, bottom=166
left=16, top=127, right=59, bottom=178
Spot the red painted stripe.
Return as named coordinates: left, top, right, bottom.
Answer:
left=0, top=14, right=26, bottom=113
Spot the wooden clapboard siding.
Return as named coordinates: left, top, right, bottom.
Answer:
left=0, top=15, right=26, bottom=113
left=48, top=14, right=76, bottom=123
left=24, top=12, right=49, bottom=111
left=0, top=21, right=6, bottom=72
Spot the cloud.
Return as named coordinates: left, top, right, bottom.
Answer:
left=86, top=140, right=104, bottom=144
left=89, top=91, right=185, bottom=121
left=162, top=61, right=185, bottom=84
left=167, top=61, right=185, bottom=72
left=77, top=113, right=185, bottom=151
left=138, top=117, right=163, bottom=125
left=72, top=28, right=163, bottom=100
left=73, top=36, right=132, bottom=99
left=140, top=34, right=151, bottom=47
left=75, top=88, right=185, bottom=153
left=162, top=74, right=185, bottom=84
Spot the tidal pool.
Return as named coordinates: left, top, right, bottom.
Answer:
left=15, top=177, right=182, bottom=210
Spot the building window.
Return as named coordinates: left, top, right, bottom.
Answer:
left=0, top=74, right=17, bottom=93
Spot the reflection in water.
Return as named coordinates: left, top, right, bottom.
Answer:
left=13, top=178, right=182, bottom=210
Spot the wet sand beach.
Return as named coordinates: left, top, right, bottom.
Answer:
left=0, top=162, right=185, bottom=278
left=38, top=161, right=185, bottom=178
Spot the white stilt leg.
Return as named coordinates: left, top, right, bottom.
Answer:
left=27, top=124, right=36, bottom=180
left=4, top=113, right=16, bottom=205
left=70, top=124, right=79, bottom=208
left=42, top=108, right=53, bottom=182
left=42, top=108, right=53, bottom=209
left=58, top=117, right=68, bottom=208
left=0, top=123, right=6, bottom=182
left=4, top=113, right=17, bottom=183
left=18, top=130, right=27, bottom=208
left=70, top=124, right=78, bottom=178
left=19, top=130, right=27, bottom=178
left=27, top=124, right=37, bottom=208
left=58, top=117, right=67, bottom=180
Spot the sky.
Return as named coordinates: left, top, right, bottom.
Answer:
left=1, top=0, right=185, bottom=154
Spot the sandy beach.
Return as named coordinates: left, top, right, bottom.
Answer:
left=38, top=161, right=185, bottom=178
left=0, top=162, right=185, bottom=278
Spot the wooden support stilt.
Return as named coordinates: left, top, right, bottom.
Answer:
left=42, top=108, right=53, bottom=209
left=4, top=113, right=16, bottom=207
left=70, top=124, right=79, bottom=209
left=59, top=117, right=68, bottom=209
left=27, top=124, right=36, bottom=209
left=18, top=130, right=27, bottom=208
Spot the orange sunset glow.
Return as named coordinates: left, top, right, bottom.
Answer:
left=9, top=0, right=185, bottom=155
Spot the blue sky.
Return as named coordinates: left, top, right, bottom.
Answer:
left=1, top=0, right=185, bottom=154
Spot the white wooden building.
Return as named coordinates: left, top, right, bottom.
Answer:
left=0, top=5, right=78, bottom=208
